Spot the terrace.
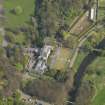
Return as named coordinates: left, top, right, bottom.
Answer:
left=49, top=47, right=71, bottom=72
left=70, top=11, right=92, bottom=37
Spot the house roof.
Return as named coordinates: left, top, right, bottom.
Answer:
left=41, top=45, right=53, bottom=60
left=35, top=60, right=47, bottom=74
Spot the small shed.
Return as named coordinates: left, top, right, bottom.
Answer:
left=88, top=2, right=97, bottom=22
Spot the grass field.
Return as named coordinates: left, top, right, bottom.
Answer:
left=84, top=57, right=105, bottom=105
left=4, top=0, right=35, bottom=28
left=73, top=51, right=87, bottom=72
left=98, top=9, right=105, bottom=21
left=15, top=32, right=26, bottom=44
left=99, top=0, right=105, bottom=7
left=92, top=87, right=105, bottom=105
left=49, top=47, right=71, bottom=71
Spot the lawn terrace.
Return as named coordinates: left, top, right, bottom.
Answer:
left=48, top=47, right=71, bottom=72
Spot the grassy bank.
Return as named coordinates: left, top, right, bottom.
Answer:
left=84, top=56, right=105, bottom=105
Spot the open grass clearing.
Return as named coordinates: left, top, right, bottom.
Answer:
left=4, top=0, right=35, bottom=28
left=83, top=57, right=105, bottom=105
left=49, top=47, right=71, bottom=71
left=73, top=51, right=87, bottom=72
left=99, top=0, right=105, bottom=7
left=14, top=33, right=26, bottom=45
left=98, top=9, right=105, bottom=21
left=91, top=87, right=105, bottom=105
left=84, top=57, right=105, bottom=85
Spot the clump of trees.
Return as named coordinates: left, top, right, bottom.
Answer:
left=0, top=57, right=22, bottom=97
left=11, top=6, right=23, bottom=15
left=0, top=91, right=25, bottom=105
left=35, top=0, right=87, bottom=38
left=45, top=69, right=68, bottom=82
left=22, top=79, right=67, bottom=105
left=74, top=81, right=94, bottom=105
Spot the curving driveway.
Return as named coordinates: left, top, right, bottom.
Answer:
left=69, top=34, right=92, bottom=69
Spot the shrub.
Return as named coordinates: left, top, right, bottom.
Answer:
left=14, top=6, right=23, bottom=15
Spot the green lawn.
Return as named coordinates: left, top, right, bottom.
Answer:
left=83, top=57, right=105, bottom=105
left=92, top=87, right=105, bottom=105
left=49, top=48, right=71, bottom=71
left=15, top=33, right=26, bottom=45
left=99, top=0, right=105, bottom=7
left=4, top=0, right=35, bottom=28
left=73, top=51, right=87, bottom=72
left=98, top=9, right=105, bottom=21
